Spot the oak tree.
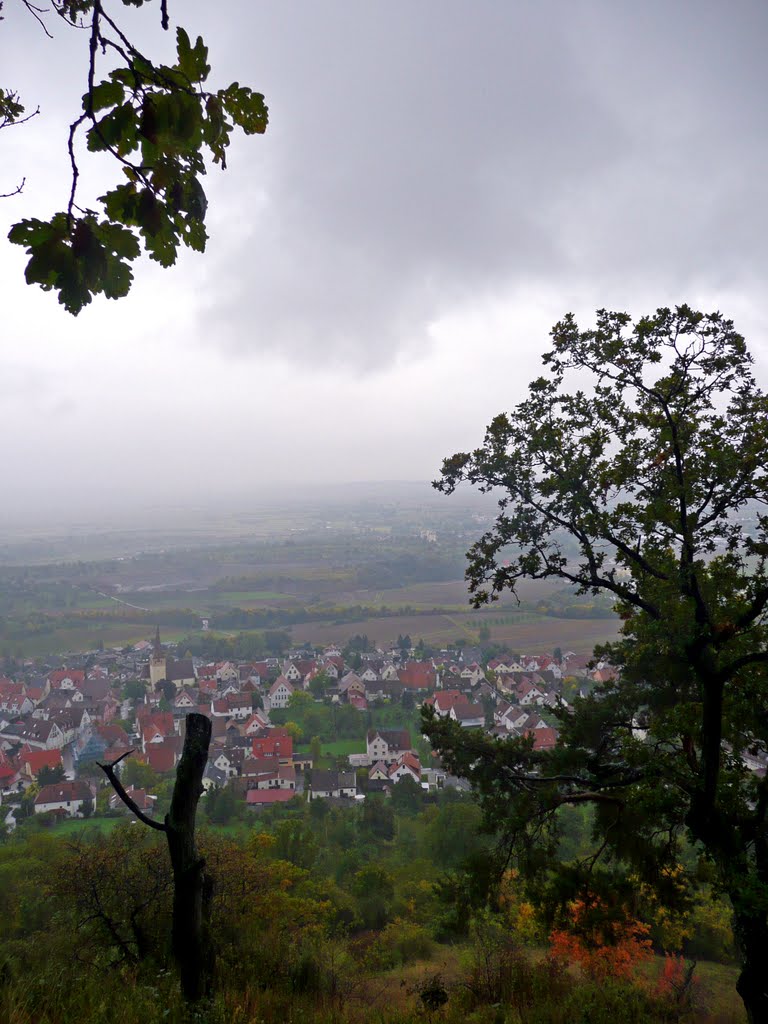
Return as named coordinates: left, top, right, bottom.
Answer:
left=3, top=0, right=267, bottom=314
left=424, top=306, right=768, bottom=1023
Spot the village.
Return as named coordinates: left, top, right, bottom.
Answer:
left=0, top=628, right=617, bottom=828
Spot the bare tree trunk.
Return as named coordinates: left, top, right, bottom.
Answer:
left=100, top=712, right=214, bottom=1003
left=166, top=713, right=214, bottom=1002
left=734, top=911, right=768, bottom=1024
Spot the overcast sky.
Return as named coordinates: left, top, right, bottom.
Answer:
left=1, top=0, right=767, bottom=525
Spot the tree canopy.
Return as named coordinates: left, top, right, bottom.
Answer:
left=423, top=306, right=768, bottom=1023
left=3, top=0, right=267, bottom=314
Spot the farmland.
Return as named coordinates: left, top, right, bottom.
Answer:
left=0, top=487, right=618, bottom=659
left=291, top=609, right=619, bottom=655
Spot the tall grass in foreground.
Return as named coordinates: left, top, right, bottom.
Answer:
left=0, top=951, right=747, bottom=1024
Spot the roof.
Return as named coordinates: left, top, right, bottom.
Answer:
left=140, top=712, right=175, bottom=738
left=204, top=763, right=228, bottom=786
left=433, top=690, right=465, bottom=710
left=251, top=734, right=293, bottom=757
left=243, top=713, right=268, bottom=732
left=246, top=789, right=296, bottom=805
left=80, top=677, right=111, bottom=701
left=339, top=671, right=364, bottom=691
left=47, top=669, right=86, bottom=687
left=367, top=728, right=411, bottom=750
left=269, top=676, right=294, bottom=696
left=528, top=727, right=559, bottom=751
left=24, top=749, right=63, bottom=775
left=397, top=662, right=436, bottom=689
left=310, top=769, right=356, bottom=791
left=97, top=723, right=130, bottom=745
left=399, top=751, right=421, bottom=772
left=35, top=780, right=93, bottom=805
left=452, top=702, right=484, bottom=722
left=167, top=659, right=196, bottom=682
left=7, top=719, right=60, bottom=742
left=241, top=755, right=281, bottom=774
left=144, top=741, right=178, bottom=773
left=111, top=786, right=155, bottom=811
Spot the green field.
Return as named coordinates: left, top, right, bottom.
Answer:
left=320, top=739, right=366, bottom=756
left=122, top=589, right=300, bottom=611
left=210, top=590, right=291, bottom=603
left=0, top=602, right=620, bottom=659
left=296, top=738, right=366, bottom=758
left=39, top=816, right=266, bottom=840
left=47, top=817, right=124, bottom=837
left=1, top=623, right=208, bottom=657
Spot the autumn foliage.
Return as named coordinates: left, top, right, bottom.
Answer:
left=548, top=897, right=653, bottom=980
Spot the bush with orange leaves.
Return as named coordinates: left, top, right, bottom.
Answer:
left=548, top=897, right=653, bottom=980
left=654, top=953, right=698, bottom=1011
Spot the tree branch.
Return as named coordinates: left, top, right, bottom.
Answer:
left=718, top=650, right=768, bottom=684
left=558, top=791, right=626, bottom=807
left=0, top=105, right=41, bottom=130
left=0, top=177, right=25, bottom=198
left=97, top=749, right=167, bottom=832
left=20, top=0, right=53, bottom=38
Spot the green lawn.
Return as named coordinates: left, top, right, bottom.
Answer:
left=50, top=817, right=124, bottom=836
left=44, top=817, right=263, bottom=841
left=319, top=739, right=366, bottom=756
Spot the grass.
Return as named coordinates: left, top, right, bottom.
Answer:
left=46, top=817, right=124, bottom=837
left=319, top=739, right=366, bottom=756
left=0, top=621, right=192, bottom=657
left=203, top=821, right=255, bottom=839
left=210, top=590, right=293, bottom=603
left=293, top=738, right=366, bottom=769
left=34, top=817, right=263, bottom=842
left=0, top=623, right=148, bottom=657
left=631, top=956, right=744, bottom=1023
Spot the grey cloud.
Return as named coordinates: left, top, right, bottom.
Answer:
left=4, top=0, right=767, bottom=374
left=193, top=0, right=768, bottom=369
left=196, top=2, right=630, bottom=367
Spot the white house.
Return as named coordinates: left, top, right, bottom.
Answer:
left=449, top=703, right=485, bottom=729
left=366, top=728, right=411, bottom=764
left=388, top=753, right=422, bottom=784
left=460, top=664, right=485, bottom=687
left=282, top=662, right=304, bottom=683
left=0, top=719, right=66, bottom=750
left=212, top=751, right=238, bottom=779
left=34, top=780, right=95, bottom=817
left=266, top=676, right=294, bottom=710
left=308, top=769, right=357, bottom=800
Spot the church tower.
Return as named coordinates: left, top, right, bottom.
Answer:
left=149, top=626, right=167, bottom=688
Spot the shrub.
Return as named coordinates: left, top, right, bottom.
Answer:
left=524, top=977, right=685, bottom=1024
left=548, top=898, right=653, bottom=980
left=684, top=890, right=736, bottom=963
left=370, top=918, right=435, bottom=969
